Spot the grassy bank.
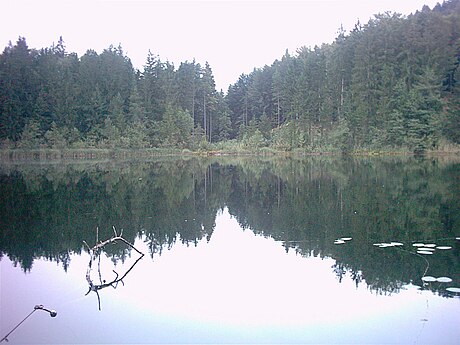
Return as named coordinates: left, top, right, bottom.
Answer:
left=1, top=145, right=459, bottom=162
left=0, top=148, right=196, bottom=162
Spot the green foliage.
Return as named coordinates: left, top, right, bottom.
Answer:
left=271, top=122, right=297, bottom=151
left=0, top=1, right=459, bottom=152
left=157, top=104, right=193, bottom=148
left=242, top=129, right=267, bottom=149
left=258, top=112, right=272, bottom=140
left=0, top=37, right=38, bottom=141
left=329, top=119, right=353, bottom=154
left=224, top=1, right=460, bottom=153
left=122, top=121, right=149, bottom=148
left=44, top=122, right=68, bottom=149
left=211, top=92, right=232, bottom=142
left=18, top=119, right=43, bottom=148
left=100, top=117, right=121, bottom=148
left=443, top=94, right=460, bottom=144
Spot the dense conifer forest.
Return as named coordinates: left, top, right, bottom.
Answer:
left=0, top=0, right=459, bottom=154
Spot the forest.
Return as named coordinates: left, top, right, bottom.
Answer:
left=0, top=0, right=459, bottom=154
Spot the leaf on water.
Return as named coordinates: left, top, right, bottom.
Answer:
left=412, top=243, right=425, bottom=247
left=417, top=250, right=434, bottom=255
left=340, top=237, right=352, bottom=241
left=436, top=246, right=452, bottom=250
left=446, top=287, right=460, bottom=293
left=436, top=277, right=452, bottom=283
left=421, top=276, right=437, bottom=282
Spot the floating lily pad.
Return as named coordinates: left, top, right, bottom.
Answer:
left=436, top=277, right=453, bottom=283
left=421, top=276, right=437, bottom=282
left=446, top=287, right=460, bottom=293
left=340, top=237, right=352, bottom=241
left=417, top=250, right=434, bottom=255
left=412, top=243, right=425, bottom=247
left=436, top=246, right=452, bottom=250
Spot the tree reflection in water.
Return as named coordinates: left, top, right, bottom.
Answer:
left=0, top=156, right=458, bottom=297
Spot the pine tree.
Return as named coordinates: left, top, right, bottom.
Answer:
left=0, top=37, right=38, bottom=141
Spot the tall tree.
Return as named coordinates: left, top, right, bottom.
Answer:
left=0, top=37, right=38, bottom=141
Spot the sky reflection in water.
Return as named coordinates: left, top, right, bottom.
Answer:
left=1, top=208, right=459, bottom=344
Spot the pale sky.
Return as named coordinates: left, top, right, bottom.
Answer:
left=0, top=0, right=442, bottom=91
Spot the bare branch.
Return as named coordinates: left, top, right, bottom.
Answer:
left=82, top=240, right=91, bottom=253
left=83, top=227, right=144, bottom=311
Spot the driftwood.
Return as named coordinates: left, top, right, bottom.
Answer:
left=84, top=226, right=144, bottom=310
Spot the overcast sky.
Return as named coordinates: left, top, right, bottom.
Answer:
left=0, top=0, right=442, bottom=91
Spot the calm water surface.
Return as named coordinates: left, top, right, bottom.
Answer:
left=1, top=156, right=459, bottom=344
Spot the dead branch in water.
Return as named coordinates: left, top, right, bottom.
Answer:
left=83, top=226, right=144, bottom=310
left=85, top=226, right=144, bottom=256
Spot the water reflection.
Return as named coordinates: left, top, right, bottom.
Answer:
left=0, top=157, right=459, bottom=295
left=1, top=208, right=459, bottom=344
left=0, top=156, right=459, bottom=342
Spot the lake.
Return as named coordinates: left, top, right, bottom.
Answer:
left=1, top=156, right=459, bottom=344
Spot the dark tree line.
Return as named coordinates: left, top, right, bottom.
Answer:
left=0, top=38, right=229, bottom=150
left=227, top=0, right=460, bottom=153
left=0, top=1, right=459, bottom=153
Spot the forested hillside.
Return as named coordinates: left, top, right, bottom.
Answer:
left=0, top=0, right=459, bottom=154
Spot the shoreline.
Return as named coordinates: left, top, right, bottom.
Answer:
left=1, top=147, right=459, bottom=163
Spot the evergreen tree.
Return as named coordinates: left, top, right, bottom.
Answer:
left=157, top=104, right=193, bottom=148
left=212, top=92, right=232, bottom=142
left=0, top=0, right=459, bottom=151
left=0, top=37, right=38, bottom=141
left=405, top=67, right=443, bottom=153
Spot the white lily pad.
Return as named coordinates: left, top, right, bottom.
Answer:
left=436, top=277, right=453, bottom=283
left=436, top=246, right=452, bottom=250
left=412, top=243, right=425, bottom=247
left=446, top=287, right=460, bottom=293
left=421, top=276, right=437, bottom=282
left=417, top=250, right=434, bottom=255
